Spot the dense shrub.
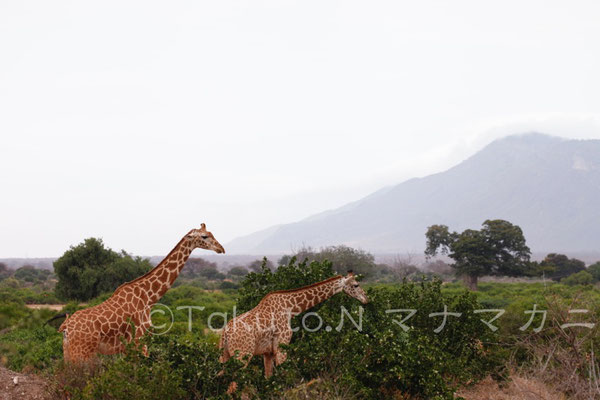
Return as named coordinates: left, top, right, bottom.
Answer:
left=237, top=258, right=498, bottom=399
left=587, top=261, right=600, bottom=282
left=277, top=246, right=385, bottom=280
left=562, top=270, right=594, bottom=286
left=0, top=301, right=29, bottom=331
left=0, top=325, right=62, bottom=371
left=0, top=287, right=60, bottom=305
left=51, top=335, right=284, bottom=400
left=54, top=238, right=152, bottom=301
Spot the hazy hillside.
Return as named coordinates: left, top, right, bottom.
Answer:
left=228, top=133, right=600, bottom=254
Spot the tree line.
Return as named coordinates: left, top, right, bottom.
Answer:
left=4, top=218, right=599, bottom=301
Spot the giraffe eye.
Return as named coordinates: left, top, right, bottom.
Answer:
left=201, top=235, right=209, bottom=239
left=352, top=284, right=359, bottom=288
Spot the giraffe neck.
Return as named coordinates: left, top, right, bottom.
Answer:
left=284, top=276, right=344, bottom=315
left=122, top=236, right=194, bottom=305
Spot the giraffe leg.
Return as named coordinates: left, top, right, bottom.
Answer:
left=219, top=348, right=231, bottom=363
left=136, top=319, right=151, bottom=357
left=274, top=328, right=292, bottom=366
left=225, top=349, right=254, bottom=395
left=275, top=349, right=287, bottom=366
left=263, top=353, right=275, bottom=378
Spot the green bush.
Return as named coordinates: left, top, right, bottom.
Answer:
left=236, top=258, right=498, bottom=399
left=0, top=287, right=61, bottom=304
left=0, top=301, right=29, bottom=330
left=587, top=261, right=600, bottom=282
left=561, top=270, right=594, bottom=286
left=0, top=325, right=62, bottom=371
left=51, top=335, right=280, bottom=400
left=81, top=352, right=186, bottom=400
left=54, top=238, right=152, bottom=301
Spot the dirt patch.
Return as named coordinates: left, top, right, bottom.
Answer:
left=25, top=304, right=65, bottom=311
left=0, top=366, right=51, bottom=400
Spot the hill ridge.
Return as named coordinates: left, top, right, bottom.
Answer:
left=228, top=133, right=600, bottom=254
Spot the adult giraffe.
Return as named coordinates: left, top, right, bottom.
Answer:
left=58, top=224, right=225, bottom=362
left=219, top=272, right=368, bottom=378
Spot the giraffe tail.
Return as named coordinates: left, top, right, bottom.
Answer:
left=45, top=313, right=68, bottom=328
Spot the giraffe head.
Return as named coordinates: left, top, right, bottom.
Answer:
left=341, top=271, right=369, bottom=304
left=185, top=223, right=226, bottom=254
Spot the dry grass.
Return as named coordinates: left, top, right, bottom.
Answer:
left=47, top=358, right=104, bottom=399
left=509, top=294, right=600, bottom=400
left=283, top=376, right=361, bottom=400
left=457, top=375, right=564, bottom=400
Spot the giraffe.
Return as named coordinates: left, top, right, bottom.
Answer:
left=58, top=224, right=225, bottom=362
left=219, top=272, right=368, bottom=378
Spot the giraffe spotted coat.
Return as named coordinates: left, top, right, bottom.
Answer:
left=219, top=272, right=368, bottom=378
left=59, top=224, right=225, bottom=362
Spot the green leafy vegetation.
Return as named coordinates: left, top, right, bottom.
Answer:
left=1, top=235, right=600, bottom=399
left=54, top=238, right=153, bottom=301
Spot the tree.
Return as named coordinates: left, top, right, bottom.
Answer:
left=0, top=262, right=11, bottom=282
left=13, top=265, right=51, bottom=284
left=423, top=260, right=453, bottom=276
left=280, top=245, right=378, bottom=279
left=197, top=265, right=226, bottom=280
left=539, top=253, right=586, bottom=281
left=248, top=258, right=275, bottom=273
left=54, top=238, right=152, bottom=301
left=425, top=219, right=531, bottom=290
left=561, top=270, right=594, bottom=286
left=588, top=261, right=600, bottom=282
left=389, top=254, right=420, bottom=280
left=181, top=257, right=219, bottom=278
left=227, top=266, right=248, bottom=277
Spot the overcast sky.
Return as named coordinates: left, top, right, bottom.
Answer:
left=1, top=1, right=600, bottom=257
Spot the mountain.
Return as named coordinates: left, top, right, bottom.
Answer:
left=228, top=133, right=600, bottom=254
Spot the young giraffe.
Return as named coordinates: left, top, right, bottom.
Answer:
left=219, top=272, right=368, bottom=378
left=58, top=224, right=225, bottom=362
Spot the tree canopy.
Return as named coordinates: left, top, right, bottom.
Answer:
left=54, top=238, right=152, bottom=301
left=538, top=253, right=586, bottom=281
left=279, top=245, right=381, bottom=279
left=227, top=266, right=249, bottom=277
left=13, top=265, right=52, bottom=284
left=180, top=257, right=219, bottom=279
left=561, top=270, right=594, bottom=286
left=588, top=261, right=600, bottom=282
left=425, top=219, right=531, bottom=290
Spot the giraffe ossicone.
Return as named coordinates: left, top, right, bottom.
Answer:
left=58, top=224, right=225, bottom=362
left=219, top=272, right=368, bottom=378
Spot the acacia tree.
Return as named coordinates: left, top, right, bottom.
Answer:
left=425, top=219, right=531, bottom=290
